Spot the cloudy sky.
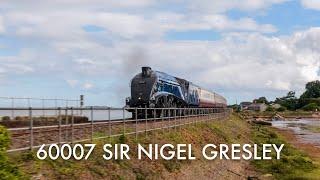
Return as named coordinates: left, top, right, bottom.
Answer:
left=0, top=0, right=320, bottom=106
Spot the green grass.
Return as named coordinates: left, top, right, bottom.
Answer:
left=5, top=114, right=320, bottom=179
left=7, top=115, right=249, bottom=179
left=251, top=125, right=320, bottom=179
left=0, top=125, right=24, bottom=179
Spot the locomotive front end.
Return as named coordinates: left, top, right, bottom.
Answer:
left=126, top=67, right=157, bottom=108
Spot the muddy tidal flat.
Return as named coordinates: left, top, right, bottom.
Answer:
left=272, top=119, right=320, bottom=148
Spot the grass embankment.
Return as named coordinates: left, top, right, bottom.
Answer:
left=5, top=114, right=320, bottom=179
left=8, top=114, right=252, bottom=179
left=252, top=125, right=320, bottom=179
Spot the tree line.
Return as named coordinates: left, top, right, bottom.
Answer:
left=254, top=80, right=320, bottom=111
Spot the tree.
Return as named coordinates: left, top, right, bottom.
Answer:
left=275, top=91, right=298, bottom=110
left=300, top=80, right=320, bottom=99
left=301, top=103, right=319, bottom=111
left=286, top=91, right=296, bottom=99
left=253, top=97, right=268, bottom=104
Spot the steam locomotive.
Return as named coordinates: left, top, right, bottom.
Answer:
left=126, top=67, right=227, bottom=111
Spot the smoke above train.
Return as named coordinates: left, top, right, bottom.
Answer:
left=126, top=67, right=227, bottom=109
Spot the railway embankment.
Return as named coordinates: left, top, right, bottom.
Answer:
left=2, top=113, right=320, bottom=179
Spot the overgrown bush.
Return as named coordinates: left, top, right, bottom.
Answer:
left=1, top=116, right=10, bottom=122
left=276, top=106, right=286, bottom=112
left=0, top=125, right=23, bottom=179
left=301, top=103, right=319, bottom=111
left=266, top=106, right=275, bottom=112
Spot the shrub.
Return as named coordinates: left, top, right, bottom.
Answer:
left=277, top=106, right=286, bottom=112
left=0, top=125, right=23, bottom=179
left=0, top=126, right=9, bottom=150
left=266, top=106, right=275, bottom=112
left=301, top=103, right=319, bottom=111
left=1, top=116, right=10, bottom=122
left=118, top=134, right=127, bottom=144
left=14, top=116, right=25, bottom=121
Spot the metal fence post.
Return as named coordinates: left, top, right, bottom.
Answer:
left=153, top=108, right=156, bottom=144
left=153, top=108, right=156, bottom=130
left=191, top=108, right=194, bottom=125
left=145, top=107, right=147, bottom=137
left=179, top=108, right=182, bottom=130
left=189, top=108, right=192, bottom=126
left=183, top=108, right=188, bottom=125
left=58, top=107, right=61, bottom=145
left=91, top=106, right=94, bottom=142
left=29, top=107, right=33, bottom=151
left=135, top=108, right=138, bottom=140
left=196, top=109, right=198, bottom=125
left=71, top=107, right=74, bottom=144
left=42, top=99, right=45, bottom=117
left=65, top=108, right=68, bottom=142
left=174, top=108, right=176, bottom=131
left=162, top=109, right=164, bottom=132
left=55, top=99, right=58, bottom=116
left=123, top=108, right=125, bottom=135
left=108, top=107, right=111, bottom=142
left=11, top=98, right=14, bottom=120
left=168, top=108, right=171, bottom=131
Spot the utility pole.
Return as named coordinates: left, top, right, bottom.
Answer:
left=80, top=95, right=84, bottom=115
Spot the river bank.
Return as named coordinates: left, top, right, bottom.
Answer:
left=273, top=128, right=320, bottom=159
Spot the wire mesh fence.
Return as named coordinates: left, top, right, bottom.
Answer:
left=0, top=107, right=231, bottom=152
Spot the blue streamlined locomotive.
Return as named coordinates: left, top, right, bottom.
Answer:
left=126, top=67, right=227, bottom=109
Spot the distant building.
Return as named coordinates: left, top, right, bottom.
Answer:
left=240, top=102, right=252, bottom=111
left=240, top=102, right=267, bottom=112
left=247, top=103, right=267, bottom=112
left=271, top=103, right=281, bottom=109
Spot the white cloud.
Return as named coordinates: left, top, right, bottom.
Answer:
left=2, top=27, right=318, bottom=97
left=73, top=58, right=95, bottom=65
left=1, top=3, right=278, bottom=43
left=0, top=0, right=155, bottom=10
left=66, top=79, right=79, bottom=87
left=203, top=15, right=277, bottom=33
left=0, top=0, right=319, bottom=104
left=83, top=82, right=94, bottom=90
left=157, top=13, right=277, bottom=33
left=301, top=0, right=320, bottom=10
left=0, top=16, right=5, bottom=33
left=188, top=0, right=289, bottom=13
left=130, top=29, right=319, bottom=95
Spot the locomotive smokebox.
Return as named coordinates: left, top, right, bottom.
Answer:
left=142, top=66, right=152, bottom=77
